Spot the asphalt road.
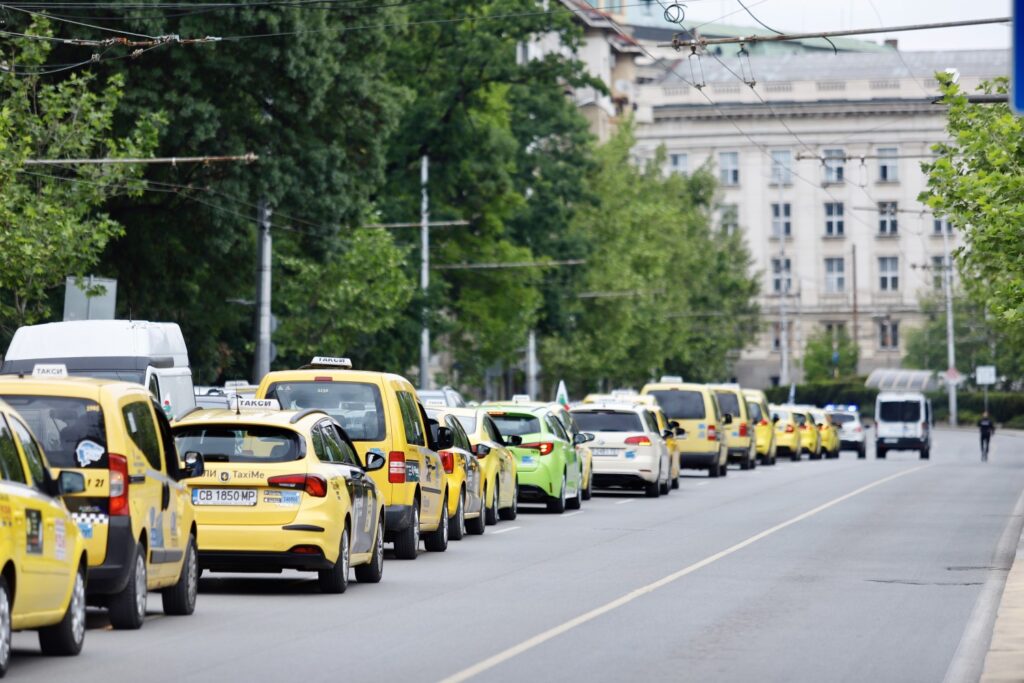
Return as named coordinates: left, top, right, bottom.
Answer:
left=11, top=428, right=1024, bottom=682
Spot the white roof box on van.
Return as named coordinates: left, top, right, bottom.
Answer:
left=2, top=320, right=190, bottom=371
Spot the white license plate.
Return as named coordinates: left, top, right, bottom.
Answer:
left=192, top=488, right=258, bottom=506
left=592, top=448, right=621, bottom=456
left=884, top=438, right=899, bottom=444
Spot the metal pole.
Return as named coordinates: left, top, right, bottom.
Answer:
left=526, top=330, right=538, bottom=399
left=253, top=199, right=272, bottom=384
left=778, top=172, right=790, bottom=387
left=851, top=243, right=859, bottom=369
left=942, top=225, right=957, bottom=426
left=419, top=156, right=431, bottom=391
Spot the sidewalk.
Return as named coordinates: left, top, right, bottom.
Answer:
left=981, top=518, right=1024, bottom=681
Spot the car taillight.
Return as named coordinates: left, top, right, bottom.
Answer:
left=440, top=451, right=455, bottom=474
left=785, top=424, right=795, bottom=433
left=819, top=424, right=828, bottom=431
left=799, top=424, right=807, bottom=431
left=624, top=436, right=652, bottom=446
left=268, top=474, right=328, bottom=498
left=739, top=422, right=748, bottom=437
left=855, top=426, right=862, bottom=433
left=289, top=545, right=322, bottom=555
left=759, top=419, right=769, bottom=427
left=521, top=442, right=554, bottom=455
left=707, top=425, right=717, bottom=442
left=388, top=451, right=406, bottom=483
left=314, top=376, right=332, bottom=382
left=108, top=453, right=129, bottom=516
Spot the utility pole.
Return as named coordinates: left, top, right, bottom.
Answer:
left=942, top=225, right=958, bottom=426
left=777, top=173, right=790, bottom=387
left=419, top=156, right=431, bottom=391
left=526, top=330, right=538, bottom=399
left=851, top=243, right=859, bottom=358
left=253, top=199, right=272, bottom=384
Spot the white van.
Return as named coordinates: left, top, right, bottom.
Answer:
left=1, top=320, right=196, bottom=418
left=875, top=392, right=932, bottom=460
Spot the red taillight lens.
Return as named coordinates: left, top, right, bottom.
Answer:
left=799, top=424, right=807, bottom=431
left=314, top=376, right=332, bottom=382
left=707, top=425, right=717, bottom=442
left=440, top=451, right=455, bottom=474
left=855, top=426, right=863, bottom=433
left=388, top=451, right=406, bottom=483
left=108, top=453, right=129, bottom=516
left=289, top=545, right=322, bottom=555
left=785, top=424, right=795, bottom=433
left=759, top=419, right=769, bottom=427
left=624, top=436, right=652, bottom=446
left=267, top=474, right=327, bottom=498
left=739, top=422, right=748, bottom=437
left=521, top=442, right=554, bottom=455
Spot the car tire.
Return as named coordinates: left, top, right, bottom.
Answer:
left=354, top=517, right=385, bottom=584
left=393, top=500, right=420, bottom=560
left=0, top=577, right=9, bottom=677
left=645, top=476, right=661, bottom=497
left=318, top=527, right=350, bottom=594
left=671, top=474, right=680, bottom=490
left=659, top=468, right=671, bottom=495
left=567, top=470, right=582, bottom=510
left=161, top=535, right=198, bottom=616
left=448, top=490, right=466, bottom=541
left=485, top=484, right=500, bottom=525
left=424, top=493, right=449, bottom=552
left=791, top=450, right=800, bottom=462
left=39, top=566, right=86, bottom=656
left=109, top=545, right=147, bottom=630
left=499, top=484, right=518, bottom=521
left=720, top=462, right=728, bottom=477
left=547, top=475, right=567, bottom=513
left=858, top=445, right=866, bottom=459
left=582, top=471, right=593, bottom=500
left=877, top=446, right=887, bottom=459
left=920, top=448, right=930, bottom=460
left=708, top=463, right=719, bottom=478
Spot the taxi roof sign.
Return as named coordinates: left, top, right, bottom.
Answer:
left=659, top=375, right=684, bottom=384
left=234, top=397, right=280, bottom=411
left=32, top=363, right=68, bottom=378
left=511, top=394, right=532, bottom=403
left=309, top=357, right=353, bottom=369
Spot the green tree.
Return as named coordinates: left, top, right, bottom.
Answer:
left=0, top=20, right=160, bottom=336
left=803, top=328, right=859, bottom=382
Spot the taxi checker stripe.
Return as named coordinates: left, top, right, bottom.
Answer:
left=438, top=465, right=929, bottom=683
left=71, top=512, right=108, bottom=524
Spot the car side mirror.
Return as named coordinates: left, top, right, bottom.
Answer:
left=504, top=434, right=523, bottom=447
left=179, top=451, right=205, bottom=480
left=364, top=450, right=387, bottom=472
left=661, top=429, right=674, bottom=440
left=771, top=414, right=780, bottom=423
left=473, top=443, right=491, bottom=457
left=723, top=414, right=733, bottom=425
left=675, top=427, right=686, bottom=437
left=436, top=426, right=455, bottom=451
left=57, top=470, right=86, bottom=496
left=573, top=432, right=594, bottom=446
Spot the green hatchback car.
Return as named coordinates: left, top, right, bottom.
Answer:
left=485, top=404, right=586, bottom=513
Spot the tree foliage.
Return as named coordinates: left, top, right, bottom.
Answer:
left=802, top=328, right=859, bottom=382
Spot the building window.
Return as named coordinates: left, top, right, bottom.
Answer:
left=932, top=255, right=947, bottom=290
left=823, top=149, right=845, bottom=184
left=669, top=153, right=688, bottom=175
left=933, top=217, right=953, bottom=234
left=719, top=204, right=738, bottom=234
left=771, top=203, right=791, bottom=237
left=770, top=150, right=792, bottom=186
left=878, top=201, right=898, bottom=235
left=824, top=202, right=844, bottom=236
left=879, top=256, right=899, bottom=291
left=878, top=147, right=899, bottom=182
left=825, top=258, right=845, bottom=293
left=772, top=322, right=793, bottom=351
left=879, top=320, right=900, bottom=350
left=771, top=258, right=792, bottom=294
left=824, top=322, right=847, bottom=338
left=719, top=152, right=739, bottom=186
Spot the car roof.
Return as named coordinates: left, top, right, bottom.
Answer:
left=0, top=375, right=150, bottom=400
left=484, top=404, right=547, bottom=415
left=173, top=408, right=325, bottom=430
left=571, top=402, right=646, bottom=414
left=262, top=368, right=413, bottom=386
left=642, top=382, right=709, bottom=393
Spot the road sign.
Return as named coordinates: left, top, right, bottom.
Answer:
left=943, top=368, right=965, bottom=385
left=977, top=365, right=997, bottom=385
left=1016, top=0, right=1024, bottom=113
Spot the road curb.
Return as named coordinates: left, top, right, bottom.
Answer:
left=979, top=496, right=1024, bottom=682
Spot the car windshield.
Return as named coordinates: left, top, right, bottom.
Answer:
left=173, top=426, right=301, bottom=463
left=571, top=411, right=645, bottom=432
left=715, top=391, right=741, bottom=417
left=265, top=381, right=385, bottom=441
left=793, top=412, right=806, bottom=426
left=488, top=413, right=541, bottom=436
left=829, top=413, right=856, bottom=425
left=747, top=401, right=763, bottom=422
left=0, top=395, right=107, bottom=469
left=453, top=415, right=477, bottom=434
left=648, top=390, right=705, bottom=419
left=879, top=401, right=921, bottom=422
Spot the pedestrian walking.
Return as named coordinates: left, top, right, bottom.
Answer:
left=978, top=412, right=995, bottom=462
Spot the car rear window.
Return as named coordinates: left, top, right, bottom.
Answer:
left=173, top=426, right=302, bottom=463
left=773, top=409, right=791, bottom=421
left=829, top=413, right=856, bottom=425
left=571, top=411, right=645, bottom=432
left=265, top=381, right=385, bottom=441
left=488, top=413, right=541, bottom=436
left=879, top=401, right=921, bottom=422
left=747, top=401, right=763, bottom=422
left=715, top=391, right=741, bottom=418
left=648, top=390, right=706, bottom=419
left=0, top=395, right=107, bottom=469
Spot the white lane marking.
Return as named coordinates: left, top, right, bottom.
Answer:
left=491, top=526, right=520, bottom=535
left=614, top=499, right=634, bottom=506
left=439, top=465, right=929, bottom=683
left=563, top=512, right=584, bottom=518
left=696, top=482, right=709, bottom=487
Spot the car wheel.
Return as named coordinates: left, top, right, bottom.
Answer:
left=424, top=492, right=449, bottom=552
left=567, top=470, right=582, bottom=510
left=485, top=484, right=500, bottom=525
left=708, top=462, right=719, bottom=478
left=0, top=577, right=11, bottom=676
left=877, top=446, right=887, bottom=459
left=448, top=489, right=466, bottom=541
left=354, top=517, right=385, bottom=584
left=720, top=461, right=728, bottom=477
left=739, top=454, right=750, bottom=471
left=791, top=450, right=800, bottom=462
left=547, top=474, right=567, bottom=513
left=39, top=566, right=86, bottom=656
left=645, top=468, right=661, bottom=498
left=393, top=500, right=420, bottom=560
left=318, top=527, right=350, bottom=594
left=499, top=484, right=518, bottom=521
left=659, top=467, right=670, bottom=495
left=920, top=448, right=930, bottom=460
left=858, top=445, right=866, bottom=459
left=671, top=473, right=680, bottom=490
left=161, top=535, right=198, bottom=616
left=582, top=470, right=593, bottom=500
left=109, top=545, right=147, bottom=630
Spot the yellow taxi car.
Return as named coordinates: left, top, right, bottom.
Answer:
left=788, top=405, right=822, bottom=460
left=809, top=408, right=840, bottom=459
left=256, top=358, right=452, bottom=560
left=710, top=384, right=757, bottom=471
left=0, top=400, right=90, bottom=673
left=0, top=369, right=203, bottom=630
left=641, top=379, right=730, bottom=478
left=427, top=406, right=484, bottom=540
left=448, top=408, right=518, bottom=527
left=769, top=404, right=801, bottom=461
left=172, top=402, right=386, bottom=593
left=743, top=389, right=776, bottom=466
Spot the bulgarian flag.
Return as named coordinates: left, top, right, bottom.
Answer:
left=555, top=380, right=570, bottom=409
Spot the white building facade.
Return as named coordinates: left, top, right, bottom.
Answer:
left=633, top=50, right=1008, bottom=388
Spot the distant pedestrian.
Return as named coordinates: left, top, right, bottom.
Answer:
left=978, top=412, right=995, bottom=462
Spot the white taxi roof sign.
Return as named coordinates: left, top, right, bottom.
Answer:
left=659, top=375, right=684, bottom=384
left=424, top=399, right=446, bottom=407
left=310, top=356, right=353, bottom=369
left=234, top=397, right=280, bottom=411
left=511, top=394, right=532, bottom=403
left=32, top=363, right=68, bottom=378
left=224, top=380, right=251, bottom=389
